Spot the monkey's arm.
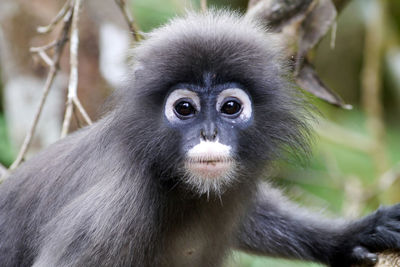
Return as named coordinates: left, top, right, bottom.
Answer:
left=235, top=184, right=400, bottom=266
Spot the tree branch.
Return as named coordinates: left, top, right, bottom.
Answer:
left=61, top=0, right=92, bottom=138
left=114, top=0, right=142, bottom=42
left=8, top=8, right=73, bottom=172
left=361, top=0, right=388, bottom=175
left=37, top=0, right=73, bottom=34
left=201, top=0, right=207, bottom=12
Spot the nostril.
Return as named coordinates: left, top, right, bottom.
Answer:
left=212, top=129, right=218, bottom=140
left=200, top=130, right=206, bottom=141
left=200, top=126, right=218, bottom=141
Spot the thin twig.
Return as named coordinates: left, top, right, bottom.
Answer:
left=61, top=99, right=74, bottom=138
left=378, top=163, right=400, bottom=192
left=343, top=176, right=364, bottom=218
left=30, top=40, right=58, bottom=53
left=37, top=0, right=73, bottom=34
left=201, top=0, right=207, bottom=12
left=38, top=50, right=54, bottom=66
left=31, top=40, right=60, bottom=66
left=314, top=119, right=373, bottom=153
left=360, top=163, right=400, bottom=203
left=114, top=0, right=142, bottom=42
left=330, top=20, right=337, bottom=49
left=9, top=55, right=60, bottom=171
left=73, top=97, right=92, bottom=125
left=361, top=0, right=388, bottom=175
left=11, top=68, right=58, bottom=168
left=8, top=9, right=73, bottom=171
left=61, top=0, right=92, bottom=138
left=61, top=0, right=81, bottom=138
left=73, top=106, right=82, bottom=128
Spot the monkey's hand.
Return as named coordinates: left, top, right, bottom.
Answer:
left=330, top=204, right=400, bottom=267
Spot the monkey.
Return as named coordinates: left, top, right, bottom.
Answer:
left=0, top=10, right=400, bottom=267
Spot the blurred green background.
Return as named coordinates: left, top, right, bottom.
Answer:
left=0, top=72, right=13, bottom=167
left=1, top=0, right=400, bottom=266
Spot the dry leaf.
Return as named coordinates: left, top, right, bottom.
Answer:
left=247, top=0, right=352, bottom=108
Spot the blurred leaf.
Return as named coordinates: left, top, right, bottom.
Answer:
left=247, top=0, right=351, bottom=109
left=296, top=61, right=352, bottom=108
left=247, top=0, right=313, bottom=32
left=297, top=0, right=337, bottom=61
left=0, top=115, right=14, bottom=166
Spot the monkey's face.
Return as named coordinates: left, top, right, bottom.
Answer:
left=163, top=82, right=253, bottom=195
left=127, top=13, right=309, bottom=196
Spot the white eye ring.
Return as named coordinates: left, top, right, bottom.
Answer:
left=165, top=89, right=200, bottom=122
left=216, top=88, right=252, bottom=121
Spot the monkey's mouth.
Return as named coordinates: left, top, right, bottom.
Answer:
left=184, top=157, right=234, bottom=179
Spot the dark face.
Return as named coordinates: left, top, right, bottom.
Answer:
left=122, top=13, right=310, bottom=197
left=163, top=81, right=254, bottom=195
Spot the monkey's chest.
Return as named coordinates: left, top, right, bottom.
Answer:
left=160, top=219, right=232, bottom=267
left=165, top=233, right=208, bottom=266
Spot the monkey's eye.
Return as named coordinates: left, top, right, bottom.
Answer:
left=216, top=89, right=252, bottom=121
left=221, top=99, right=242, bottom=116
left=165, top=89, right=200, bottom=123
left=174, top=101, right=196, bottom=118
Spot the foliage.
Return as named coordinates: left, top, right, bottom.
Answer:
left=0, top=115, right=14, bottom=167
left=0, top=67, right=14, bottom=167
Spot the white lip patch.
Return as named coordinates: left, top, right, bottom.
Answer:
left=187, top=140, right=231, bottom=160
left=184, top=140, right=236, bottom=196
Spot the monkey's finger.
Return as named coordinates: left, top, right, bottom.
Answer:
left=352, top=246, right=378, bottom=266
left=377, top=204, right=400, bottom=220
left=375, top=227, right=400, bottom=248
left=386, top=221, right=400, bottom=232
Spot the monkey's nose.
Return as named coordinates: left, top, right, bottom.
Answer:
left=200, top=124, right=218, bottom=141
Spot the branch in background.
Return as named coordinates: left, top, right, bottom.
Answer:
left=7, top=7, right=74, bottom=173
left=361, top=0, right=389, bottom=175
left=330, top=21, right=337, bottom=49
left=37, top=0, right=73, bottom=34
left=73, top=106, right=83, bottom=128
left=30, top=41, right=59, bottom=66
left=347, top=163, right=400, bottom=211
left=378, top=163, right=400, bottom=193
left=314, top=119, right=372, bottom=153
left=201, top=0, right=207, bottom=12
left=61, top=0, right=92, bottom=138
left=114, top=0, right=142, bottom=42
left=343, top=176, right=364, bottom=218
